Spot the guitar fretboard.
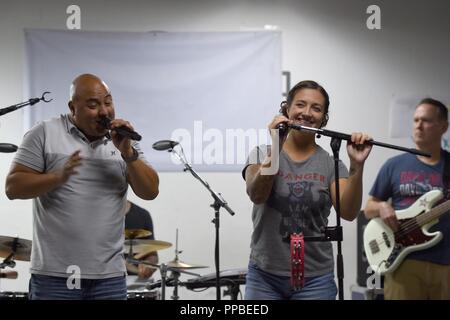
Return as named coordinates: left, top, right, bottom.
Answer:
left=416, top=199, right=450, bottom=226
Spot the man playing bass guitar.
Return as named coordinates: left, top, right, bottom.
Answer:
left=365, top=98, right=450, bottom=300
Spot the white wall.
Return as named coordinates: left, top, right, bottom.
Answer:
left=1, top=0, right=449, bottom=299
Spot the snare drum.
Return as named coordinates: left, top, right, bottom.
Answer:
left=0, top=291, right=29, bottom=300
left=126, top=290, right=159, bottom=300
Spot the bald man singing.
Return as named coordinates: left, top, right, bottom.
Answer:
left=5, top=74, right=159, bottom=300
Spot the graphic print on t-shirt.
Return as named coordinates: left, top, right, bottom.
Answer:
left=267, top=171, right=328, bottom=242
left=399, top=171, right=443, bottom=207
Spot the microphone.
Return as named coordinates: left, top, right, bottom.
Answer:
left=152, top=140, right=179, bottom=151
left=97, top=117, right=142, bottom=141
left=0, top=143, right=18, bottom=153
left=0, top=271, right=18, bottom=279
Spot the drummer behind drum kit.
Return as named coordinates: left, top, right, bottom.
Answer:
left=125, top=228, right=213, bottom=300
left=0, top=231, right=247, bottom=300
left=125, top=228, right=247, bottom=300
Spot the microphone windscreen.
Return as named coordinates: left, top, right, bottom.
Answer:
left=0, top=143, right=18, bottom=153
left=152, top=140, right=179, bottom=151
left=97, top=117, right=112, bottom=129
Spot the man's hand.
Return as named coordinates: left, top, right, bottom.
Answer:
left=56, top=150, right=82, bottom=184
left=379, top=201, right=399, bottom=232
left=109, top=118, right=134, bottom=156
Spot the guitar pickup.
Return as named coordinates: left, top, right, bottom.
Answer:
left=369, top=239, right=379, bottom=254
left=382, top=232, right=391, bottom=248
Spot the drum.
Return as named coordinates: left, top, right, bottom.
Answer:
left=126, top=290, right=159, bottom=300
left=0, top=291, right=29, bottom=300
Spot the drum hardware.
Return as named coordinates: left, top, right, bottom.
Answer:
left=124, top=238, right=171, bottom=293
left=0, top=236, right=32, bottom=282
left=124, top=239, right=172, bottom=274
left=0, top=253, right=16, bottom=270
left=124, top=238, right=171, bottom=290
left=0, top=291, right=28, bottom=300
left=126, top=290, right=159, bottom=300
left=127, top=257, right=200, bottom=301
left=184, top=268, right=247, bottom=300
left=126, top=230, right=208, bottom=300
left=124, top=232, right=179, bottom=301
left=0, top=236, right=32, bottom=263
left=165, top=229, right=208, bottom=300
left=0, top=237, right=26, bottom=298
left=127, top=230, right=204, bottom=301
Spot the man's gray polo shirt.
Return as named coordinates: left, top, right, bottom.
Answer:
left=13, top=114, right=145, bottom=279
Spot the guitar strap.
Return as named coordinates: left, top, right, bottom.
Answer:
left=442, top=150, right=450, bottom=200
left=290, top=233, right=305, bottom=289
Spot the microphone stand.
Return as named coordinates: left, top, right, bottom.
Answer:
left=167, top=144, right=235, bottom=300
left=0, top=92, right=53, bottom=153
left=287, top=124, right=430, bottom=300
left=0, top=92, right=52, bottom=117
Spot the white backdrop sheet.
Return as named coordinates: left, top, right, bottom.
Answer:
left=25, top=29, right=282, bottom=171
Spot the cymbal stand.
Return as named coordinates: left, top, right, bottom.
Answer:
left=127, top=238, right=135, bottom=256
left=160, top=263, right=168, bottom=300
left=170, top=270, right=181, bottom=300
left=170, top=229, right=182, bottom=300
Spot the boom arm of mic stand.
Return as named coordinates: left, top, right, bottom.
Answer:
left=0, top=92, right=53, bottom=117
left=288, top=124, right=431, bottom=157
left=169, top=148, right=235, bottom=216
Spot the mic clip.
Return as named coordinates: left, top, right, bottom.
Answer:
left=276, top=123, right=288, bottom=138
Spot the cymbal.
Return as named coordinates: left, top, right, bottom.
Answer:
left=124, top=239, right=172, bottom=258
left=124, top=229, right=152, bottom=239
left=0, top=236, right=32, bottom=262
left=166, top=259, right=208, bottom=270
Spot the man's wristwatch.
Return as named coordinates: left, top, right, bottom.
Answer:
left=121, top=147, right=139, bottom=163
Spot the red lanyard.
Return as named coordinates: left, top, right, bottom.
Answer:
left=290, top=233, right=305, bottom=289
